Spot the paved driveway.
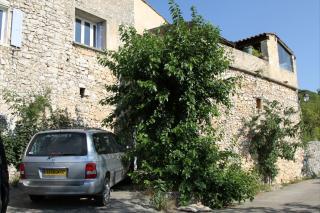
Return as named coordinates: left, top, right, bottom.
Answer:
left=218, top=178, right=320, bottom=213
left=7, top=179, right=320, bottom=212
left=7, top=187, right=156, bottom=213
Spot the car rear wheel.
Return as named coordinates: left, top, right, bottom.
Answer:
left=95, top=179, right=110, bottom=206
left=29, top=195, right=45, bottom=202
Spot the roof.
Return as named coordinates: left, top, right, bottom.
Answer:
left=148, top=22, right=234, bottom=48
left=220, top=37, right=235, bottom=47
left=141, top=2, right=294, bottom=57
left=148, top=25, right=294, bottom=57
left=234, top=32, right=295, bottom=56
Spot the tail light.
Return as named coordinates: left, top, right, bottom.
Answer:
left=85, top=163, right=97, bottom=179
left=19, top=163, right=26, bottom=179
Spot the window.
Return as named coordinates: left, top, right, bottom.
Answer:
left=93, top=133, right=123, bottom=154
left=75, top=18, right=81, bottom=43
left=74, top=15, right=105, bottom=49
left=27, top=133, right=87, bottom=156
left=0, top=7, right=7, bottom=43
left=256, top=98, right=262, bottom=110
left=278, top=43, right=293, bottom=72
left=84, top=22, right=90, bottom=46
left=80, top=87, right=86, bottom=98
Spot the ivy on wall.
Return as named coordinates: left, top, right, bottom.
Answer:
left=246, top=100, right=301, bottom=183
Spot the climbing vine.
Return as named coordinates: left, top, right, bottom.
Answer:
left=246, top=100, right=301, bottom=183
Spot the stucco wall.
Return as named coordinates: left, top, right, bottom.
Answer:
left=227, top=41, right=298, bottom=89
left=264, top=35, right=298, bottom=88
left=134, top=0, right=166, bottom=34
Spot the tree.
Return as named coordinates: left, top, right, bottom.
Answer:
left=99, top=0, right=258, bottom=208
left=299, top=90, right=320, bottom=142
left=246, top=100, right=301, bottom=183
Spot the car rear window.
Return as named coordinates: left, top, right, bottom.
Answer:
left=27, top=132, right=87, bottom=156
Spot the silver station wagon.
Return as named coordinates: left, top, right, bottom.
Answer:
left=19, top=129, right=128, bottom=206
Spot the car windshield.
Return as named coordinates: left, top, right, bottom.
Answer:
left=27, top=132, right=87, bottom=156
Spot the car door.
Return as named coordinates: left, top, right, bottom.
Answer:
left=92, top=133, right=121, bottom=186
left=106, top=133, right=127, bottom=184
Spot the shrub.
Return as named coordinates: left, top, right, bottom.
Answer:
left=299, top=90, right=320, bottom=143
left=1, top=90, right=82, bottom=166
left=200, top=165, right=260, bottom=208
left=246, top=100, right=301, bottom=183
left=149, top=179, right=169, bottom=210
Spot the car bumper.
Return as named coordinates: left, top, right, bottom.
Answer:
left=20, top=179, right=102, bottom=195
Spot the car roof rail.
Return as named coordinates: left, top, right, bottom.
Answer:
left=42, top=127, right=107, bottom=131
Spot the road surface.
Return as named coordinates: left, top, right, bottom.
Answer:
left=7, top=179, right=320, bottom=212
left=218, top=178, right=320, bottom=213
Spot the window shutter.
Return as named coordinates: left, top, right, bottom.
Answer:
left=11, top=8, right=23, bottom=47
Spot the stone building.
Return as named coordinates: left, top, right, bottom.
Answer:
left=0, top=0, right=166, bottom=127
left=219, top=34, right=302, bottom=183
left=0, top=0, right=302, bottom=182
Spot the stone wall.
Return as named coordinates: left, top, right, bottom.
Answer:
left=0, top=0, right=168, bottom=128
left=216, top=69, right=303, bottom=184
left=0, top=0, right=303, bottom=183
left=304, top=141, right=320, bottom=177
left=0, top=0, right=135, bottom=128
left=213, top=44, right=303, bottom=183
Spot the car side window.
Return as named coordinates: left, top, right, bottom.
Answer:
left=107, top=133, right=126, bottom=153
left=93, top=133, right=112, bottom=154
left=93, top=133, right=122, bottom=154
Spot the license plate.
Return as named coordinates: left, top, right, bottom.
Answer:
left=44, top=169, right=67, bottom=176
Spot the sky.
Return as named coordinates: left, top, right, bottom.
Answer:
left=146, top=0, right=320, bottom=92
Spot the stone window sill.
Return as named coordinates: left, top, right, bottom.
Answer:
left=0, top=42, right=12, bottom=49
left=72, top=42, right=105, bottom=53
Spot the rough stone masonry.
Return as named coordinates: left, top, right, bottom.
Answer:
left=304, top=141, right=320, bottom=177
left=0, top=0, right=303, bottom=183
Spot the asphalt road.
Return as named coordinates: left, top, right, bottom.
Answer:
left=218, top=178, right=320, bottom=213
left=7, top=186, right=156, bottom=213
left=7, top=179, right=320, bottom=213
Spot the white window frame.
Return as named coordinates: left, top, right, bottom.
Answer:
left=0, top=6, right=7, bottom=43
left=74, top=16, right=97, bottom=48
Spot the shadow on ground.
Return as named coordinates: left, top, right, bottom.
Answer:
left=8, top=180, right=156, bottom=213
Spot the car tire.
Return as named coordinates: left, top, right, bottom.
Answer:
left=29, top=195, right=45, bottom=202
left=95, top=179, right=111, bottom=207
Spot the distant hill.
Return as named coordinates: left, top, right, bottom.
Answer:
left=299, top=90, right=320, bottom=142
